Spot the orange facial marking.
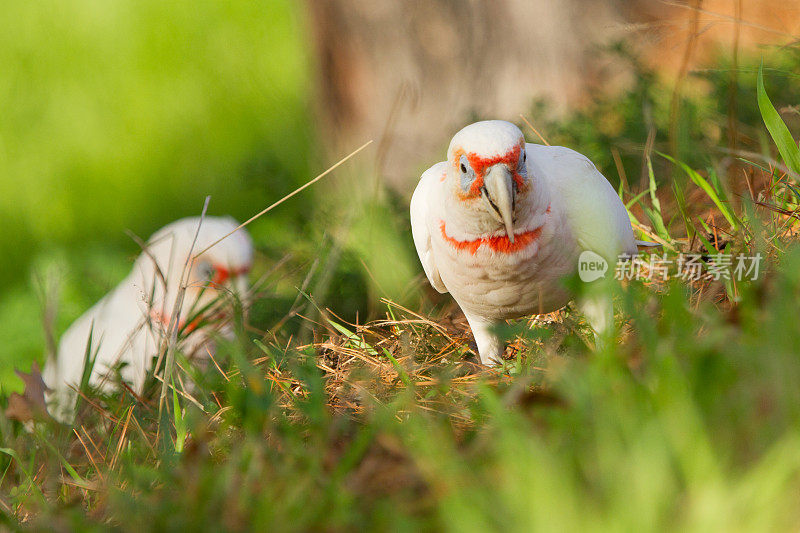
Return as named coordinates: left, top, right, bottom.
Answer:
left=184, top=317, right=202, bottom=333
left=151, top=306, right=214, bottom=335
left=453, top=143, right=527, bottom=199
left=210, top=265, right=250, bottom=287
left=439, top=220, right=543, bottom=255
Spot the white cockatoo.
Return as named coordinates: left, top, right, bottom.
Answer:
left=43, top=216, right=253, bottom=422
left=410, top=120, right=638, bottom=364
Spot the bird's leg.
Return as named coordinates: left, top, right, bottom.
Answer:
left=464, top=314, right=505, bottom=365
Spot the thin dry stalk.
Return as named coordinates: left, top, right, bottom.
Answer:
left=109, top=406, right=134, bottom=471
left=158, top=196, right=210, bottom=420
left=80, top=426, right=106, bottom=462
left=611, top=147, right=629, bottom=193
left=727, top=0, right=742, bottom=179
left=669, top=0, right=702, bottom=163
left=73, top=429, right=105, bottom=484
left=195, top=140, right=373, bottom=258
left=125, top=229, right=169, bottom=294
left=519, top=114, right=550, bottom=146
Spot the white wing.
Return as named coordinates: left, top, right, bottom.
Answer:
left=410, top=162, right=448, bottom=293
left=527, top=144, right=637, bottom=262
left=42, top=278, right=155, bottom=422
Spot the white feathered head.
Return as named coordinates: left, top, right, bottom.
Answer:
left=134, top=216, right=254, bottom=333
left=445, top=120, right=530, bottom=242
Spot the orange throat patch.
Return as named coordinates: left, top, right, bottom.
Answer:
left=439, top=220, right=543, bottom=255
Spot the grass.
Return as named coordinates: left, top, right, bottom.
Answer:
left=2, top=43, right=800, bottom=531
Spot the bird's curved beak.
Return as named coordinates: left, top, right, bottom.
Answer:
left=481, top=165, right=516, bottom=242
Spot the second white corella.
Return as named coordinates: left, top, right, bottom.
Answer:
left=43, top=216, right=253, bottom=422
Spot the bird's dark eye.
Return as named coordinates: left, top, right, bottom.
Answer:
left=197, top=262, right=214, bottom=280
left=458, top=155, right=475, bottom=192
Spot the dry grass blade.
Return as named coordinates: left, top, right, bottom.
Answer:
left=80, top=426, right=106, bottom=462
left=194, top=140, right=374, bottom=258
left=519, top=114, right=551, bottom=146
left=158, top=196, right=210, bottom=418
left=152, top=372, right=206, bottom=412
left=379, top=298, right=456, bottom=341
left=110, top=406, right=134, bottom=471
left=754, top=199, right=800, bottom=221
left=73, top=429, right=105, bottom=483
left=206, top=345, right=229, bottom=382
left=124, top=229, right=169, bottom=298
left=631, top=222, right=677, bottom=251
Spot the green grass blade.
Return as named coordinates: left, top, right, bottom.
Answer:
left=672, top=180, right=695, bottom=241
left=31, top=432, right=88, bottom=485
left=172, top=386, right=187, bottom=453
left=381, top=347, right=412, bottom=386
left=0, top=447, right=45, bottom=499
left=625, top=189, right=651, bottom=210
left=644, top=156, right=671, bottom=241
left=659, top=152, right=739, bottom=230
left=757, top=62, right=800, bottom=177
left=328, top=319, right=378, bottom=356
left=695, top=228, right=721, bottom=257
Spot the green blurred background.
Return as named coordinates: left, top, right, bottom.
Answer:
left=0, top=0, right=316, bottom=388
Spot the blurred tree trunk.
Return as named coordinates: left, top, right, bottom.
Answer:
left=307, top=0, right=799, bottom=192
left=307, top=0, right=631, bottom=191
